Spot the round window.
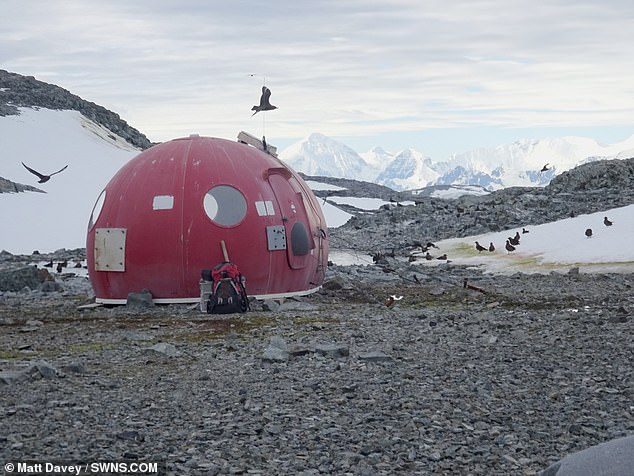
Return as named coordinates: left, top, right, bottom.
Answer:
left=203, top=185, right=247, bottom=226
left=88, top=189, right=106, bottom=230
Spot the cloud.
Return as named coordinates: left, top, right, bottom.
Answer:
left=2, top=0, right=634, bottom=154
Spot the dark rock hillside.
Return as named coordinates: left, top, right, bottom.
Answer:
left=329, top=156, right=634, bottom=252
left=0, top=69, right=152, bottom=150
left=0, top=176, right=43, bottom=194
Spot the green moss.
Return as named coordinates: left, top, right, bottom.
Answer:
left=0, top=350, right=23, bottom=360
left=454, top=242, right=478, bottom=254
left=170, top=314, right=277, bottom=343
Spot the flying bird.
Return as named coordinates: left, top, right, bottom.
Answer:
left=22, top=162, right=68, bottom=183
left=251, top=86, right=277, bottom=116
left=540, top=163, right=550, bottom=172
left=603, top=216, right=613, bottom=226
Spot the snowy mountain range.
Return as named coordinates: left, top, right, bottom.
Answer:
left=280, top=132, right=634, bottom=191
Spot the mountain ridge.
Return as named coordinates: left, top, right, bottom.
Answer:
left=0, top=69, right=152, bottom=150
left=280, top=132, right=634, bottom=192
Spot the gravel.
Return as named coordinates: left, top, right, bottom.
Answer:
left=1, top=261, right=633, bottom=475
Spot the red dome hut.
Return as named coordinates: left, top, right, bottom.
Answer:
left=86, top=134, right=329, bottom=304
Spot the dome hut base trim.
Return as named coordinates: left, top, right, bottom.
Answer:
left=94, top=285, right=323, bottom=306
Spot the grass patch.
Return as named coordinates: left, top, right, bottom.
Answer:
left=170, top=314, right=277, bottom=343
left=454, top=242, right=478, bottom=254
left=0, top=350, right=24, bottom=360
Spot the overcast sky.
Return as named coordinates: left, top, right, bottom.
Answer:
left=2, top=0, right=634, bottom=159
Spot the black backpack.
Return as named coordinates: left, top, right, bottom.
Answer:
left=206, top=262, right=249, bottom=314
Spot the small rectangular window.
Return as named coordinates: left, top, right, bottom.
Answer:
left=255, top=201, right=267, bottom=216
left=153, top=195, right=174, bottom=210
left=255, top=200, right=276, bottom=216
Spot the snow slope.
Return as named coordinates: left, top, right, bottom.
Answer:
left=418, top=204, right=634, bottom=274
left=1, top=108, right=138, bottom=254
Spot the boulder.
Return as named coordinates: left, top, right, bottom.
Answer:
left=541, top=435, right=634, bottom=476
left=0, top=265, right=44, bottom=291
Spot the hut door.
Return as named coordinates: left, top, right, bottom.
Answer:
left=267, top=172, right=314, bottom=270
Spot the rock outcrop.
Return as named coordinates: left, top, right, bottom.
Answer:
left=0, top=69, right=152, bottom=150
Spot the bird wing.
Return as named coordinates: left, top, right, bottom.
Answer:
left=262, top=86, right=271, bottom=103
left=49, top=164, right=69, bottom=176
left=252, top=86, right=273, bottom=116
left=22, top=162, right=47, bottom=180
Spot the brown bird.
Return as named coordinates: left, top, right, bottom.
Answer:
left=475, top=241, right=487, bottom=253
left=522, top=227, right=529, bottom=234
left=505, top=240, right=516, bottom=253
left=509, top=232, right=520, bottom=246
left=251, top=86, right=277, bottom=116
left=488, top=242, right=495, bottom=252
left=540, top=163, right=550, bottom=172
left=585, top=228, right=593, bottom=238
left=604, top=216, right=613, bottom=226
left=22, top=162, right=68, bottom=183
left=436, top=254, right=448, bottom=260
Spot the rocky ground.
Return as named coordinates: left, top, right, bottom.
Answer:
left=1, top=256, right=633, bottom=475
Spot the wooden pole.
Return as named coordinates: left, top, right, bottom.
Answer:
left=220, top=240, right=230, bottom=262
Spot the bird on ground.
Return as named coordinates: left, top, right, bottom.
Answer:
left=56, top=262, right=63, bottom=273
left=488, top=242, right=495, bottom=252
left=22, top=162, right=68, bottom=183
left=522, top=227, right=530, bottom=234
left=604, top=216, right=613, bottom=226
left=426, top=241, right=439, bottom=249
left=540, top=163, right=550, bottom=172
left=425, top=252, right=433, bottom=261
left=384, top=295, right=403, bottom=307
left=585, top=228, right=593, bottom=238
left=505, top=240, right=516, bottom=253
left=436, top=254, right=448, bottom=260
left=475, top=241, right=487, bottom=253
left=251, top=86, right=277, bottom=116
left=413, top=274, right=420, bottom=284
left=43, top=259, right=53, bottom=268
left=509, top=232, right=520, bottom=246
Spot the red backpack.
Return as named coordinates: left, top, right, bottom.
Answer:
left=206, top=262, right=249, bottom=314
